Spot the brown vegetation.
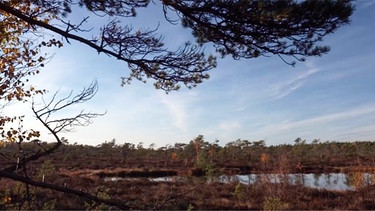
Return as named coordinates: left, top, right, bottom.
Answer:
left=2, top=138, right=375, bottom=209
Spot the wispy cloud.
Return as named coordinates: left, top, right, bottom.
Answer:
left=270, top=64, right=320, bottom=99
left=159, top=91, right=199, bottom=131
left=253, top=104, right=375, bottom=142
left=358, top=1, right=375, bottom=9
left=335, top=125, right=375, bottom=140
left=234, top=106, right=247, bottom=112
left=218, top=120, right=242, bottom=131
left=285, top=105, right=375, bottom=129
left=272, top=81, right=304, bottom=100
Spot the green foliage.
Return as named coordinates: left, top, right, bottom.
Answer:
left=196, top=151, right=221, bottom=181
left=0, top=187, right=12, bottom=208
left=263, top=196, right=283, bottom=211
left=42, top=199, right=57, bottom=210
left=233, top=183, right=248, bottom=201
left=187, top=204, right=194, bottom=211
left=84, top=186, right=112, bottom=211
left=38, top=159, right=56, bottom=179
left=0, top=182, right=57, bottom=210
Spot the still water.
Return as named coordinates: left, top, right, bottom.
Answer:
left=220, top=173, right=374, bottom=191
left=106, top=173, right=374, bottom=191
left=150, top=173, right=374, bottom=191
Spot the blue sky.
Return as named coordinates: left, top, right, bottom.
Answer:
left=5, top=1, right=375, bottom=147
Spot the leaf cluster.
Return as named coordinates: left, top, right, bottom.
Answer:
left=0, top=1, right=64, bottom=104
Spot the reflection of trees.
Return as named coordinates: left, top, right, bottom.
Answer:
left=295, top=173, right=305, bottom=186
left=254, top=174, right=263, bottom=185
left=343, top=173, right=355, bottom=190
left=366, top=173, right=374, bottom=186
left=237, top=173, right=365, bottom=190
left=345, top=173, right=356, bottom=190
left=313, top=173, right=321, bottom=188
left=332, top=174, right=339, bottom=186
left=247, top=174, right=257, bottom=185
left=302, top=173, right=354, bottom=190
left=326, top=173, right=332, bottom=187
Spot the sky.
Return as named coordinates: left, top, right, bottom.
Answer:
left=4, top=1, right=375, bottom=147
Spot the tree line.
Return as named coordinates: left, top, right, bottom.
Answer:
left=3, top=136, right=375, bottom=173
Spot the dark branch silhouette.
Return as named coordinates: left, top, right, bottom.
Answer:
left=0, top=1, right=353, bottom=90
left=0, top=170, right=131, bottom=210
left=162, top=0, right=354, bottom=65
left=0, top=1, right=216, bottom=92
left=0, top=81, right=120, bottom=209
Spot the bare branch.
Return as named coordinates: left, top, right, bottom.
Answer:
left=3, top=81, right=104, bottom=172
left=0, top=170, right=131, bottom=210
left=0, top=2, right=216, bottom=92
left=152, top=187, right=196, bottom=210
left=33, top=80, right=105, bottom=134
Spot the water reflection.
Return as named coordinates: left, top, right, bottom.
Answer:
left=105, top=173, right=374, bottom=191
left=220, top=173, right=374, bottom=191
